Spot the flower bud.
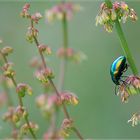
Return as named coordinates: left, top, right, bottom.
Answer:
left=16, top=83, right=33, bottom=97
left=21, top=3, right=30, bottom=18
left=35, top=68, right=54, bottom=84
left=21, top=122, right=39, bottom=135
left=38, top=44, right=52, bottom=55
left=60, top=91, right=79, bottom=105
left=3, top=62, right=15, bottom=78
left=60, top=119, right=73, bottom=138
left=1, top=46, right=13, bottom=56
left=31, top=12, right=42, bottom=23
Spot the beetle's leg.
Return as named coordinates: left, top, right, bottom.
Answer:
left=123, top=63, right=129, bottom=72
left=115, top=85, right=119, bottom=95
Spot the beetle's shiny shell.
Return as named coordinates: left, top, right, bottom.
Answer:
left=110, top=56, right=127, bottom=85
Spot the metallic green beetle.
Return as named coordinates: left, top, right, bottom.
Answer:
left=110, top=56, right=128, bottom=86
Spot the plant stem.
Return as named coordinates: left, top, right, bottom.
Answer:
left=31, top=20, right=84, bottom=140
left=2, top=80, right=13, bottom=106
left=58, top=12, right=68, bottom=91
left=105, top=0, right=139, bottom=75
left=0, top=51, right=37, bottom=140
left=115, top=19, right=138, bottom=75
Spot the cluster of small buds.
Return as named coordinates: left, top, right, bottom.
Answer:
left=21, top=3, right=42, bottom=23
left=16, top=83, right=33, bottom=97
left=117, top=75, right=140, bottom=102
left=20, top=3, right=30, bottom=18
left=3, top=106, right=27, bottom=124
left=35, top=67, right=54, bottom=84
left=60, top=91, right=79, bottom=105
left=128, top=113, right=140, bottom=127
left=2, top=62, right=15, bottom=78
left=57, top=47, right=86, bottom=63
left=21, top=3, right=42, bottom=43
left=38, top=44, right=52, bottom=55
left=26, top=26, right=39, bottom=43
left=20, top=122, right=39, bottom=135
left=45, top=2, right=81, bottom=23
left=1, top=46, right=13, bottom=56
left=12, top=106, right=27, bottom=123
left=96, top=1, right=138, bottom=32
left=60, top=118, right=73, bottom=138
left=31, top=12, right=42, bottom=24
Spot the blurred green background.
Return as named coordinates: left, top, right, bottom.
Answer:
left=0, top=0, right=140, bottom=139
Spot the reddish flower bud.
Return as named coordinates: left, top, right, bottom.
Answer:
left=35, top=67, right=54, bottom=84
left=38, top=44, right=52, bottom=55
left=31, top=12, right=42, bottom=23
left=60, top=91, right=79, bottom=105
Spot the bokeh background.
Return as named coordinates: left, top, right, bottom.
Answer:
left=0, top=0, right=140, bottom=139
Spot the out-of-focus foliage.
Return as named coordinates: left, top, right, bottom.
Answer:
left=0, top=1, right=140, bottom=139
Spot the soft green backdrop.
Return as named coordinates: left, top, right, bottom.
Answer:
left=0, top=0, right=140, bottom=139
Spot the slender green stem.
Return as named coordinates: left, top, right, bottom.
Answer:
left=105, top=0, right=139, bottom=75
left=58, top=12, right=68, bottom=91
left=0, top=51, right=37, bottom=140
left=115, top=20, right=138, bottom=75
left=105, top=0, right=112, bottom=8
left=31, top=19, right=83, bottom=140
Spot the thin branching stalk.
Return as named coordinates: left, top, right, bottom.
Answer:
left=58, top=12, right=68, bottom=91
left=105, top=0, right=139, bottom=75
left=30, top=19, right=84, bottom=140
left=0, top=62, right=17, bottom=138
left=0, top=51, right=37, bottom=140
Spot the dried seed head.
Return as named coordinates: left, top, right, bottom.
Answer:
left=117, top=75, right=140, bottom=103
left=1, top=46, right=13, bottom=56
left=128, top=113, right=140, bottom=127
left=96, top=1, right=138, bottom=32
